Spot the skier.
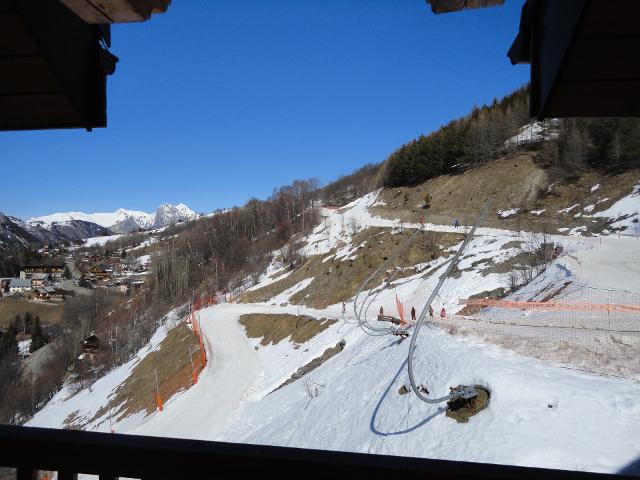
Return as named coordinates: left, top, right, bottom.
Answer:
left=428, top=305, right=434, bottom=317
left=411, top=306, right=416, bottom=321
left=379, top=306, right=384, bottom=318
left=453, top=219, right=460, bottom=229
left=440, top=307, right=446, bottom=318
left=342, top=302, right=346, bottom=316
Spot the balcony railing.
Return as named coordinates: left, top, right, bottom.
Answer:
left=0, top=425, right=634, bottom=480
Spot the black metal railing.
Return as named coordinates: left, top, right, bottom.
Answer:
left=0, top=425, right=635, bottom=480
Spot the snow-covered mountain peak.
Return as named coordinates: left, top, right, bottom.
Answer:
left=28, top=203, right=198, bottom=234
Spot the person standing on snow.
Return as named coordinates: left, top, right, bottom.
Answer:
left=411, top=306, right=416, bottom=321
left=428, top=305, right=434, bottom=317
left=440, top=308, right=446, bottom=318
left=453, top=219, right=460, bottom=228
left=379, top=306, right=384, bottom=318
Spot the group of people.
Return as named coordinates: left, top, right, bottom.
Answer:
left=379, top=305, right=446, bottom=321
left=410, top=305, right=446, bottom=320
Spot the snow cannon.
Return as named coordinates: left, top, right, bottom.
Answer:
left=445, top=385, right=490, bottom=423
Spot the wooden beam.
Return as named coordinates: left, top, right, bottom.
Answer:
left=427, top=0, right=504, bottom=14
left=59, top=0, right=170, bottom=24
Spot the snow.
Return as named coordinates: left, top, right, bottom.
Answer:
left=558, top=204, right=580, bottom=214
left=497, top=208, right=519, bottom=218
left=591, top=184, right=601, bottom=193
left=530, top=209, right=545, bottom=216
left=28, top=188, right=640, bottom=474
left=31, top=294, right=640, bottom=473
left=593, top=184, right=640, bottom=232
left=27, top=307, right=184, bottom=433
left=18, top=339, right=31, bottom=357
left=504, top=119, right=559, bottom=147
left=136, top=254, right=151, bottom=266
left=269, top=278, right=314, bottom=305
left=84, top=234, right=122, bottom=247
left=28, top=203, right=198, bottom=232
left=29, top=209, right=151, bottom=229
left=583, top=204, right=595, bottom=213
left=128, top=237, right=158, bottom=251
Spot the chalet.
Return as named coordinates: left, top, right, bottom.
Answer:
left=8, top=278, right=32, bottom=294
left=31, top=273, right=51, bottom=287
left=22, top=265, right=65, bottom=279
left=89, top=264, right=113, bottom=280
left=34, top=286, right=57, bottom=301
left=115, top=281, right=129, bottom=294
left=80, top=334, right=103, bottom=361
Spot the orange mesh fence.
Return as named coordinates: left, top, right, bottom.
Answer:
left=422, top=285, right=640, bottom=380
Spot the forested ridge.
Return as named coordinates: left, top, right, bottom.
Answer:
left=382, top=85, right=640, bottom=187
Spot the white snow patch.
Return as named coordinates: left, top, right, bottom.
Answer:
left=558, top=204, right=580, bottom=214
left=593, top=184, right=640, bottom=231
left=84, top=234, right=123, bottom=247
left=497, top=208, right=519, bottom=218
left=504, top=119, right=559, bottom=147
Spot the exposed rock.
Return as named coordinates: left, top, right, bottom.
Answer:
left=445, top=386, right=490, bottom=423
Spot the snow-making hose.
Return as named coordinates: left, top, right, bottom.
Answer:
left=352, top=225, right=425, bottom=335
left=407, top=200, right=493, bottom=404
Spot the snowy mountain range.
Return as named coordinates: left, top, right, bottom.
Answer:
left=0, top=203, right=198, bottom=252
left=29, top=203, right=198, bottom=234
left=0, top=213, right=112, bottom=252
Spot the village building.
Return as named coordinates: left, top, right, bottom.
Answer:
left=8, top=278, right=32, bottom=294
left=22, top=264, right=65, bottom=280
left=34, top=286, right=57, bottom=302
left=31, top=273, right=51, bottom=287
left=80, top=334, right=103, bottom=361
left=89, top=264, right=114, bottom=280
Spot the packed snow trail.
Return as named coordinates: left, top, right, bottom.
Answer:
left=128, top=305, right=260, bottom=440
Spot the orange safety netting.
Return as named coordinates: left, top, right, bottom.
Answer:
left=459, top=298, right=640, bottom=313
left=395, top=293, right=405, bottom=325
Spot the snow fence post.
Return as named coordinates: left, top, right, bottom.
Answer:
left=154, top=368, right=163, bottom=412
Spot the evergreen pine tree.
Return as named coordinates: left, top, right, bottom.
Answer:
left=30, top=316, right=46, bottom=352
left=1, top=322, right=18, bottom=360
left=14, top=314, right=22, bottom=335
left=24, top=312, right=33, bottom=335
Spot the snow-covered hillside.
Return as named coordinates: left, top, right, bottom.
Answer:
left=27, top=190, right=640, bottom=474
left=29, top=203, right=198, bottom=234
left=0, top=213, right=112, bottom=251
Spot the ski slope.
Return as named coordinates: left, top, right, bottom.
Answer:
left=27, top=189, right=640, bottom=474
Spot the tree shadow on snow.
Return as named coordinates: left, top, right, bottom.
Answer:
left=370, top=358, right=445, bottom=437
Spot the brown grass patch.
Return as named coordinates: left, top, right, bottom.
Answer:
left=370, top=154, right=639, bottom=234
left=239, top=228, right=462, bottom=309
left=92, top=322, right=202, bottom=422
left=0, top=298, right=62, bottom=329
left=239, top=313, right=335, bottom=346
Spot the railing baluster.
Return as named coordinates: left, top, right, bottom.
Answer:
left=16, top=466, right=36, bottom=480
left=57, top=470, right=78, bottom=480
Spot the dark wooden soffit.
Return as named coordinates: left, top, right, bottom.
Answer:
left=59, top=0, right=171, bottom=24
left=509, top=0, right=640, bottom=118
left=0, top=0, right=113, bottom=131
left=426, top=0, right=504, bottom=14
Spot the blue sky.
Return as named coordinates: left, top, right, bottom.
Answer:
left=3, top=0, right=527, bottom=219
